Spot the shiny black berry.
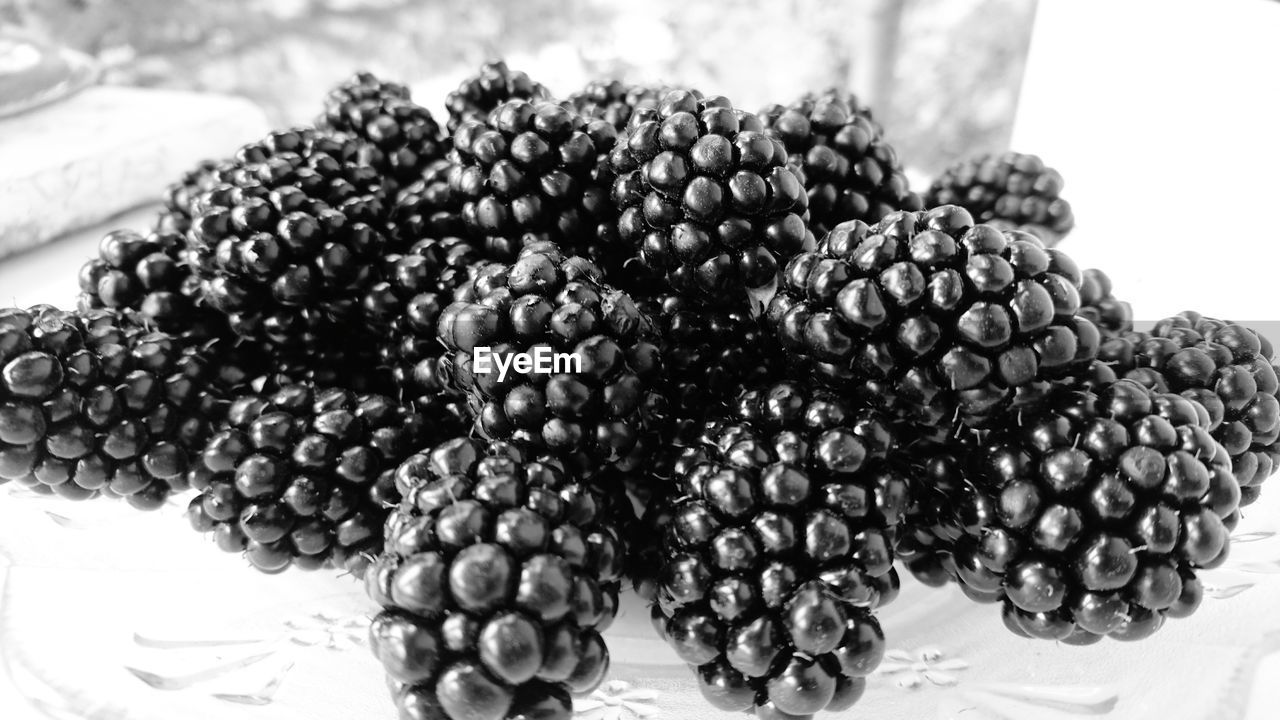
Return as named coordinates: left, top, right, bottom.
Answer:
left=445, top=60, right=551, bottom=132
left=925, top=152, right=1075, bottom=246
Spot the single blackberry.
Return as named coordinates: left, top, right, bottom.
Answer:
left=445, top=60, right=552, bottom=132
left=925, top=152, right=1075, bottom=246
left=188, top=128, right=392, bottom=351
left=317, top=72, right=447, bottom=190
left=565, top=80, right=664, bottom=133
left=389, top=157, right=467, bottom=242
left=644, top=382, right=906, bottom=717
left=363, top=234, right=485, bottom=406
left=1100, top=312, right=1280, bottom=504
left=1078, top=268, right=1132, bottom=338
left=766, top=206, right=1100, bottom=434
left=448, top=99, right=624, bottom=272
left=365, top=437, right=629, bottom=720
left=610, top=89, right=813, bottom=299
left=438, top=243, right=664, bottom=471
left=0, top=307, right=252, bottom=508
left=917, top=379, right=1239, bottom=642
left=76, top=228, right=221, bottom=339
left=760, top=90, right=922, bottom=238
left=185, top=383, right=430, bottom=575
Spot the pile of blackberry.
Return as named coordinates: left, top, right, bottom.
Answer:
left=760, top=90, right=922, bottom=237
left=6, top=60, right=1276, bottom=720
left=925, top=151, right=1075, bottom=245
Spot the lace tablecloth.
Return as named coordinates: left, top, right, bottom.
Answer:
left=2, top=482, right=1279, bottom=720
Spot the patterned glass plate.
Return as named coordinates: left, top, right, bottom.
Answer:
left=2, top=485, right=1279, bottom=720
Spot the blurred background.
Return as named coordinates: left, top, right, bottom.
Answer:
left=2, top=0, right=1280, bottom=314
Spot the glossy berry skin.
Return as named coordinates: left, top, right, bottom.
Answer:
left=156, top=158, right=232, bottom=236
left=925, top=152, right=1075, bottom=246
left=444, top=60, right=551, bottom=132
left=0, top=307, right=251, bottom=507
left=1100, top=312, right=1280, bottom=504
left=760, top=90, right=922, bottom=238
left=643, top=382, right=904, bottom=717
left=188, top=127, right=392, bottom=354
left=390, top=157, right=468, bottom=243
left=565, top=80, right=664, bottom=133
left=916, top=379, right=1239, bottom=641
left=76, top=228, right=220, bottom=339
left=610, top=89, right=813, bottom=299
left=438, top=244, right=665, bottom=471
left=1078, top=268, right=1132, bottom=339
left=449, top=100, right=623, bottom=270
left=317, top=72, right=446, bottom=191
left=365, top=438, right=630, bottom=720
left=767, top=206, right=1100, bottom=435
left=185, top=383, right=428, bottom=575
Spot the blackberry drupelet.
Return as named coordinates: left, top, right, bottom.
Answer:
left=925, top=152, right=1075, bottom=246
left=922, top=379, right=1239, bottom=642
left=760, top=90, right=922, bottom=238
left=1078, top=268, right=1132, bottom=338
left=365, top=437, right=629, bottom=720
left=438, top=243, right=664, bottom=471
left=318, top=72, right=447, bottom=190
left=610, top=89, right=813, bottom=299
left=0, top=307, right=251, bottom=508
left=449, top=99, right=624, bottom=270
left=766, top=206, right=1100, bottom=434
left=185, top=382, right=429, bottom=574
left=156, top=158, right=230, bottom=235
left=76, top=228, right=220, bottom=338
left=389, top=157, right=467, bottom=242
left=1100, top=312, right=1280, bottom=504
left=644, top=382, right=906, bottom=717
left=188, top=127, right=392, bottom=352
left=445, top=60, right=552, bottom=132
left=565, top=80, right=664, bottom=133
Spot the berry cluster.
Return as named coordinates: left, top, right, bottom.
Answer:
left=4, top=60, right=1273, bottom=720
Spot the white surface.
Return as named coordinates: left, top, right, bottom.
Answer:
left=1012, top=0, right=1280, bottom=323
left=0, top=87, right=268, bottom=258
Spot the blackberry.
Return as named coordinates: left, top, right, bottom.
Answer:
left=610, top=90, right=813, bottom=299
left=438, top=243, right=664, bottom=471
left=389, top=157, right=467, bottom=242
left=76, top=228, right=220, bottom=338
left=448, top=99, right=624, bottom=271
left=640, top=293, right=787, bottom=442
left=188, top=128, right=392, bottom=351
left=365, top=437, right=629, bottom=720
left=0, top=307, right=251, bottom=508
left=918, top=379, right=1239, bottom=642
left=317, top=72, right=447, bottom=190
left=565, top=80, right=664, bottom=133
left=445, top=60, right=552, bottom=132
left=925, top=152, right=1075, bottom=246
left=156, top=158, right=229, bottom=235
left=644, top=382, right=906, bottom=717
left=1100, top=312, right=1280, bottom=504
left=1078, top=268, right=1132, bottom=338
left=766, top=206, right=1100, bottom=434
left=760, top=90, right=922, bottom=238
left=185, top=382, right=430, bottom=575
left=363, top=234, right=485, bottom=406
